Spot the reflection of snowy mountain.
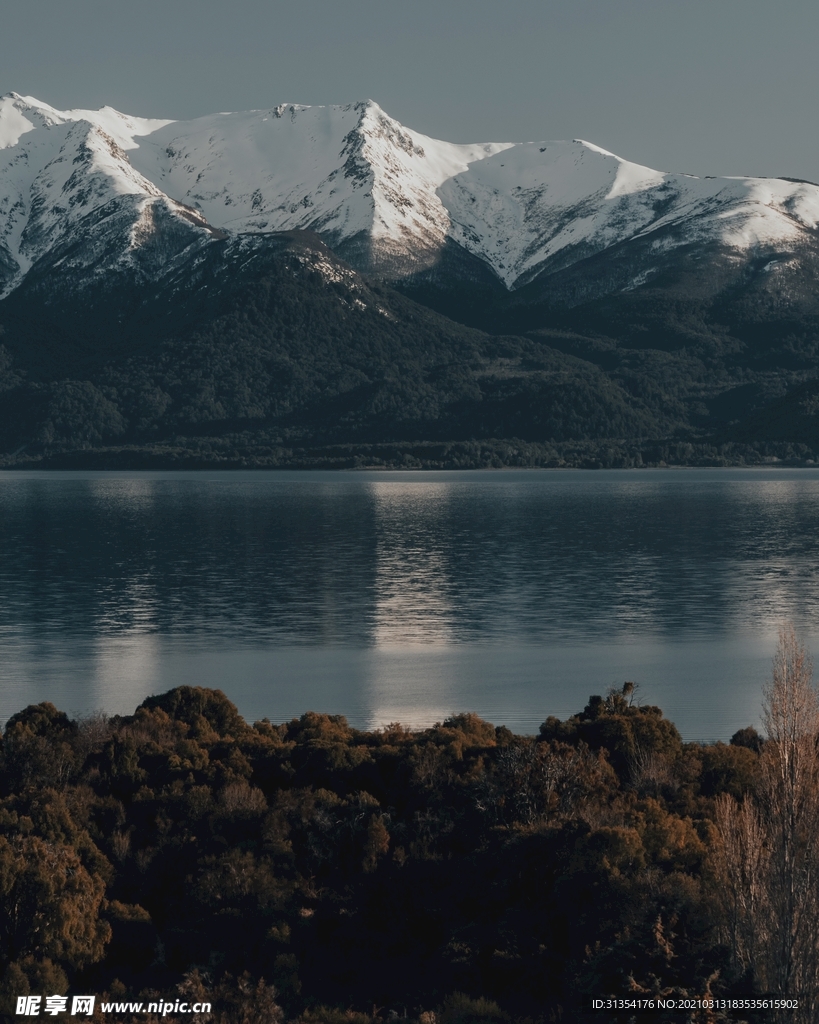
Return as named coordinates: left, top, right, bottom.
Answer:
left=2, top=91, right=819, bottom=299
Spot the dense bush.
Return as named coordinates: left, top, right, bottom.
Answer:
left=0, top=683, right=777, bottom=1022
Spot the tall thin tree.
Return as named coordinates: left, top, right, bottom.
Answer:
left=714, top=625, right=819, bottom=1023
left=760, top=625, right=819, bottom=1014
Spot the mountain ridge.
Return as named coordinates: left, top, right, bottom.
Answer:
left=2, top=93, right=819, bottom=298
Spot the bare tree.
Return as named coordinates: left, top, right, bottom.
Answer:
left=713, top=793, right=768, bottom=978
left=713, top=626, right=819, bottom=1023
left=760, top=626, right=819, bottom=1014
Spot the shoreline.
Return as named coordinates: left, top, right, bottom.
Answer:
left=1, top=437, right=817, bottom=471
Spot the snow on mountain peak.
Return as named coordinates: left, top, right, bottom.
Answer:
left=1, top=94, right=819, bottom=297
left=0, top=94, right=43, bottom=149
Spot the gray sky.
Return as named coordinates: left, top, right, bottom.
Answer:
left=3, top=0, right=818, bottom=181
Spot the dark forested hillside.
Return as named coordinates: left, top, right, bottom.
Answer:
left=2, top=230, right=819, bottom=469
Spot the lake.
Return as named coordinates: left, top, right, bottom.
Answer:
left=2, top=468, right=819, bottom=740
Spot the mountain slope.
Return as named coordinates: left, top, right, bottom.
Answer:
left=2, top=93, right=819, bottom=468
left=2, top=93, right=819, bottom=298
left=0, top=232, right=667, bottom=462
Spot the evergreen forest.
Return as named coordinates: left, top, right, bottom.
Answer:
left=3, top=232, right=819, bottom=469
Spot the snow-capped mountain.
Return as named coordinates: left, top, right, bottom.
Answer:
left=1, top=91, right=819, bottom=301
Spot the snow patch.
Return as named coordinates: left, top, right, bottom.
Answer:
left=0, top=95, right=38, bottom=149
left=605, top=158, right=666, bottom=199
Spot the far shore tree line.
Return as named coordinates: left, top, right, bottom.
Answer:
left=1, top=627, right=819, bottom=1023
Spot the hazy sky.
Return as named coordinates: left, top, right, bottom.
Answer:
left=3, top=0, right=818, bottom=181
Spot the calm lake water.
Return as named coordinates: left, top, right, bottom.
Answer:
left=2, top=468, right=819, bottom=739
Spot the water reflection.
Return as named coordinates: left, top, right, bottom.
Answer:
left=369, top=481, right=457, bottom=645
left=1, top=469, right=819, bottom=738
